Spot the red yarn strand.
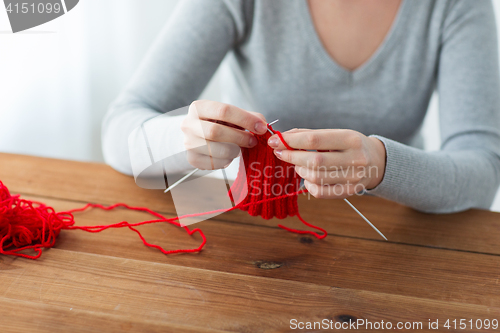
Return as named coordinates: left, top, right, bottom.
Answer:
left=64, top=203, right=207, bottom=255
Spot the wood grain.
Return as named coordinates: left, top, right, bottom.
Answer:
left=2, top=153, right=500, bottom=332
left=0, top=298, right=224, bottom=333
left=0, top=250, right=498, bottom=333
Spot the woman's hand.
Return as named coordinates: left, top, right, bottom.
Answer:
left=181, top=100, right=267, bottom=170
left=268, top=129, right=386, bottom=199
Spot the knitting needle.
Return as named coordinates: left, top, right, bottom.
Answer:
left=343, top=198, right=387, bottom=240
left=267, top=119, right=279, bottom=134
left=164, top=119, right=280, bottom=194
left=298, top=182, right=387, bottom=240
left=164, top=168, right=199, bottom=193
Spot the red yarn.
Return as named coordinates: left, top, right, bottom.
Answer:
left=0, top=183, right=73, bottom=259
left=275, top=129, right=295, bottom=150
left=0, top=124, right=326, bottom=260
left=0, top=181, right=206, bottom=260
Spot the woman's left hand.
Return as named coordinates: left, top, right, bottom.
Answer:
left=267, top=129, right=386, bottom=199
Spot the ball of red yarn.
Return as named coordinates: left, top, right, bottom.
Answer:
left=0, top=181, right=74, bottom=259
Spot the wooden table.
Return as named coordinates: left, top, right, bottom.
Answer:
left=1, top=153, right=500, bottom=332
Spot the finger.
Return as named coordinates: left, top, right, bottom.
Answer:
left=188, top=120, right=258, bottom=148
left=213, top=112, right=267, bottom=131
left=268, top=129, right=359, bottom=150
left=249, top=111, right=267, bottom=124
left=295, top=166, right=362, bottom=185
left=274, top=149, right=360, bottom=169
left=267, top=128, right=308, bottom=148
left=304, top=180, right=362, bottom=199
left=282, top=128, right=310, bottom=134
left=190, top=101, right=268, bottom=134
left=185, top=136, right=241, bottom=160
left=186, top=151, right=232, bottom=170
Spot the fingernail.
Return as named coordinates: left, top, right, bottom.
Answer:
left=268, top=137, right=279, bottom=148
left=255, top=122, right=267, bottom=134
left=249, top=136, right=257, bottom=147
left=274, top=150, right=282, bottom=158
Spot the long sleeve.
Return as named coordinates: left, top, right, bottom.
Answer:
left=102, top=0, right=249, bottom=175
left=367, top=0, right=500, bottom=213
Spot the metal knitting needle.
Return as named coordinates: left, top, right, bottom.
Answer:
left=164, top=168, right=199, bottom=193
left=164, top=119, right=280, bottom=194
left=343, top=198, right=387, bottom=240
left=298, top=183, right=387, bottom=240
left=267, top=119, right=279, bottom=134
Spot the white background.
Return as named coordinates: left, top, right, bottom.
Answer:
left=0, top=0, right=499, bottom=211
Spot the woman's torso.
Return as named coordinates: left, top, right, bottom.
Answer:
left=221, top=0, right=447, bottom=147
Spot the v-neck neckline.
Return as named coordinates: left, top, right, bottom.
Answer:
left=298, top=0, right=411, bottom=81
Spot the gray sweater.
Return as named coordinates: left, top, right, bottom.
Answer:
left=103, top=0, right=500, bottom=213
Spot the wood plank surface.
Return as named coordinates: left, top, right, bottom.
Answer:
left=0, top=298, right=223, bottom=333
left=2, top=152, right=500, bottom=332
left=2, top=152, right=500, bottom=256
left=0, top=250, right=498, bottom=333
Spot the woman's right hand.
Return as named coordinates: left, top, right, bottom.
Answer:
left=181, top=100, right=268, bottom=170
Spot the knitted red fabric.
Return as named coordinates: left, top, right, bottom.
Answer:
left=229, top=130, right=300, bottom=219
left=229, top=125, right=327, bottom=239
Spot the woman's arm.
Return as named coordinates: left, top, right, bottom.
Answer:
left=270, top=0, right=500, bottom=213
left=371, top=0, right=500, bottom=213
left=102, top=0, right=251, bottom=175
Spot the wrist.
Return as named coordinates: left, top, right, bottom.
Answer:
left=366, top=136, right=387, bottom=190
